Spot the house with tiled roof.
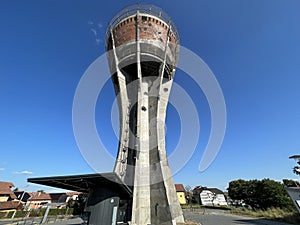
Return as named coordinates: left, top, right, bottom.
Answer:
left=26, top=192, right=67, bottom=209
left=0, top=181, right=23, bottom=215
left=27, top=192, right=51, bottom=209
left=175, top=184, right=186, bottom=205
left=0, top=181, right=17, bottom=202
left=193, top=186, right=227, bottom=206
left=0, top=201, right=23, bottom=211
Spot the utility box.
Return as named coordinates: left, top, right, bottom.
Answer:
left=85, top=186, right=132, bottom=225
left=86, top=196, right=120, bottom=225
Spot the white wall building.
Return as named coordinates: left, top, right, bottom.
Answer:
left=193, top=186, right=227, bottom=206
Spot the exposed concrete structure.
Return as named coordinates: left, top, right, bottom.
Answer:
left=29, top=4, right=184, bottom=225
left=106, top=4, right=184, bottom=225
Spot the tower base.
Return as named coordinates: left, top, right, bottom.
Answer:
left=28, top=173, right=186, bottom=225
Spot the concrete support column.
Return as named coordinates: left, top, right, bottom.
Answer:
left=157, top=82, right=185, bottom=224
left=131, top=81, right=151, bottom=225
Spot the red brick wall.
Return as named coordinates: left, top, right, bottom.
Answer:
left=111, top=15, right=178, bottom=48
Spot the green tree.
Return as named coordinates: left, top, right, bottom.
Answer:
left=257, top=179, right=293, bottom=210
left=228, top=179, right=294, bottom=210
left=185, top=185, right=192, bottom=204
left=67, top=199, right=76, bottom=208
left=289, top=155, right=300, bottom=175
left=283, top=179, right=300, bottom=187
left=73, top=194, right=86, bottom=215
left=185, top=185, right=192, bottom=195
left=227, top=179, right=249, bottom=201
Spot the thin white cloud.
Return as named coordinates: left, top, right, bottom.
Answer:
left=14, top=171, right=33, bottom=175
left=96, top=39, right=101, bottom=44
left=0, top=168, right=4, bottom=171
left=88, top=20, right=103, bottom=45
left=91, top=28, right=97, bottom=36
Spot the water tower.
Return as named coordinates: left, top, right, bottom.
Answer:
left=106, top=4, right=184, bottom=225
left=28, top=4, right=184, bottom=225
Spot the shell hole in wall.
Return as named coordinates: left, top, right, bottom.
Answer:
left=142, top=16, right=147, bottom=22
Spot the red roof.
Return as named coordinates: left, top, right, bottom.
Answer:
left=28, top=192, right=67, bottom=202
left=66, top=192, right=81, bottom=196
left=0, top=181, right=17, bottom=199
left=0, top=201, right=23, bottom=210
left=29, top=192, right=51, bottom=201
left=175, top=184, right=185, bottom=192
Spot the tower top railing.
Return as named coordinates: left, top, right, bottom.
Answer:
left=105, top=4, right=179, bottom=48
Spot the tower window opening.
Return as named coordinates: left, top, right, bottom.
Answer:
left=142, top=16, right=147, bottom=22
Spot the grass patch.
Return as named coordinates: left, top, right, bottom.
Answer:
left=0, top=208, right=74, bottom=219
left=181, top=204, right=201, bottom=209
left=182, top=204, right=230, bottom=210
left=230, top=207, right=300, bottom=224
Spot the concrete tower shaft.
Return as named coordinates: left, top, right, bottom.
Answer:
left=106, top=5, right=184, bottom=225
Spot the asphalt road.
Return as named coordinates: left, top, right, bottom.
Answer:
left=0, top=210, right=293, bottom=225
left=184, top=208, right=292, bottom=225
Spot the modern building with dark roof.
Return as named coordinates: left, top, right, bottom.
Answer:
left=14, top=191, right=31, bottom=203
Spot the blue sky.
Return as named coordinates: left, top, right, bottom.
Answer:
left=1, top=0, right=300, bottom=192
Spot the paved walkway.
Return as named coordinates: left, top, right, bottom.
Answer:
left=1, top=211, right=294, bottom=225
left=184, top=208, right=293, bottom=225
left=0, top=217, right=83, bottom=225
left=46, top=217, right=84, bottom=225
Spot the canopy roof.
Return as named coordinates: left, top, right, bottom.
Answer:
left=28, top=172, right=132, bottom=198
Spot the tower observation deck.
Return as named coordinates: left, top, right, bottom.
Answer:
left=106, top=4, right=184, bottom=225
